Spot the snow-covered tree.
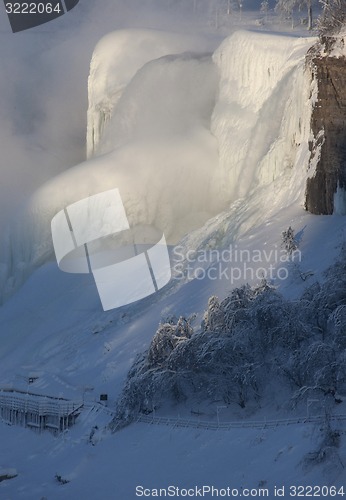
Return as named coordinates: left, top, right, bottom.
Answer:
left=202, top=295, right=225, bottom=332
left=318, top=0, right=346, bottom=42
left=261, top=0, right=270, bottom=21
left=147, top=316, right=193, bottom=367
left=112, top=246, right=346, bottom=430
left=275, top=0, right=297, bottom=27
left=276, top=0, right=315, bottom=29
left=281, top=226, right=298, bottom=255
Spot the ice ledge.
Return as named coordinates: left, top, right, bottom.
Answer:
left=87, top=29, right=219, bottom=158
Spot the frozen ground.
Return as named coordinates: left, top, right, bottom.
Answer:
left=1, top=419, right=346, bottom=499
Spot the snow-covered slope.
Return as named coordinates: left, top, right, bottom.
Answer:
left=2, top=24, right=346, bottom=498
left=2, top=420, right=345, bottom=499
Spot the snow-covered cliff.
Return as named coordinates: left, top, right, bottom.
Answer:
left=211, top=31, right=315, bottom=207
left=0, top=30, right=316, bottom=301
left=306, top=48, right=346, bottom=215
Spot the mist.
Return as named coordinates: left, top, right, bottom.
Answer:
left=0, top=0, right=208, bottom=230
left=0, top=0, right=224, bottom=299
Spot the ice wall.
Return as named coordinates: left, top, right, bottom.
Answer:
left=0, top=30, right=316, bottom=302
left=211, top=31, right=315, bottom=207
left=87, top=29, right=220, bottom=158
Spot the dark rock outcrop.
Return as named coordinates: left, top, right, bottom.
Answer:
left=306, top=53, right=346, bottom=214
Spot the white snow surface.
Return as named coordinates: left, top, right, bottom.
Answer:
left=2, top=20, right=346, bottom=500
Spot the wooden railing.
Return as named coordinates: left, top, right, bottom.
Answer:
left=136, top=413, right=346, bottom=430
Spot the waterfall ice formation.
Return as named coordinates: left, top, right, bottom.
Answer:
left=0, top=29, right=315, bottom=301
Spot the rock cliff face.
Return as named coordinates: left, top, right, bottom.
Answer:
left=306, top=54, right=346, bottom=214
